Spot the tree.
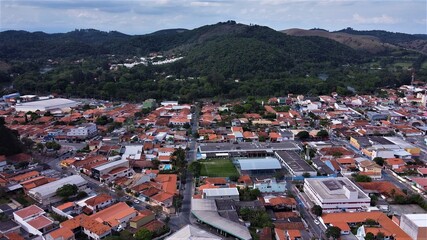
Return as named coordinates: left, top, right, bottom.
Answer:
left=134, top=228, right=153, bottom=240
left=56, top=184, right=78, bottom=199
left=302, top=172, right=311, bottom=178
left=376, top=232, right=385, bottom=240
left=229, top=175, right=239, bottom=182
left=188, top=161, right=201, bottom=177
left=311, top=205, right=323, bottom=216
left=296, top=131, right=310, bottom=140
left=353, top=174, right=372, bottom=182
left=45, top=141, right=61, bottom=151
left=325, top=226, right=341, bottom=239
left=316, top=129, right=329, bottom=138
left=274, top=171, right=285, bottom=180
left=365, top=232, right=375, bottom=240
left=373, top=157, right=385, bottom=166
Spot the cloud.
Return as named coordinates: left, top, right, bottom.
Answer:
left=352, top=13, right=399, bottom=24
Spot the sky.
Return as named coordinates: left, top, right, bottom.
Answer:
left=0, top=0, right=426, bottom=35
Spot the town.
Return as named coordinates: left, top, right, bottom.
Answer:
left=0, top=82, right=427, bottom=240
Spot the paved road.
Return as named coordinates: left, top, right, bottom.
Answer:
left=169, top=104, right=199, bottom=231
left=287, top=181, right=325, bottom=239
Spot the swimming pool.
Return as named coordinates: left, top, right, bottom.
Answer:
left=163, top=164, right=172, bottom=170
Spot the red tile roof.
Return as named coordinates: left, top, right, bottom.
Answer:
left=27, top=215, right=53, bottom=229
left=14, top=205, right=44, bottom=219
left=46, top=227, right=74, bottom=239
left=85, top=194, right=113, bottom=207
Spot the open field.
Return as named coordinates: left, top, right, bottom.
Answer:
left=200, top=158, right=239, bottom=177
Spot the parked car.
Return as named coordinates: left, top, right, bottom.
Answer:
left=314, top=219, right=320, bottom=225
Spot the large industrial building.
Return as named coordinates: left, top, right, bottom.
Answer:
left=236, top=157, right=282, bottom=175
left=303, top=177, right=370, bottom=212
left=198, top=142, right=300, bottom=158
left=14, top=98, right=78, bottom=112
left=28, top=175, right=88, bottom=205
left=275, top=151, right=317, bottom=177
left=191, top=198, right=252, bottom=240
left=400, top=214, right=427, bottom=240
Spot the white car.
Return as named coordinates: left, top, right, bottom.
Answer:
left=314, top=219, right=320, bottom=225
left=134, top=200, right=140, bottom=204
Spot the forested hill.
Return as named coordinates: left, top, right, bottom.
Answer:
left=0, top=22, right=426, bottom=101
left=335, top=28, right=427, bottom=54
left=0, top=22, right=360, bottom=61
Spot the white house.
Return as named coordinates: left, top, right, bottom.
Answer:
left=67, top=123, right=97, bottom=139
left=13, top=205, right=54, bottom=236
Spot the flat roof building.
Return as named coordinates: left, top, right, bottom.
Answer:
left=28, top=175, right=87, bottom=205
left=400, top=214, right=427, bottom=240
left=91, top=159, right=129, bottom=180
left=304, top=177, right=370, bottom=212
left=203, top=188, right=240, bottom=201
left=198, top=142, right=300, bottom=158
left=237, top=157, right=282, bottom=175
left=14, top=98, right=78, bottom=112
left=275, top=151, right=317, bottom=177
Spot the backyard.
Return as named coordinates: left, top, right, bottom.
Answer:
left=199, top=158, right=239, bottom=177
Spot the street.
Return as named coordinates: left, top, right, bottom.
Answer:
left=169, top=104, right=199, bottom=231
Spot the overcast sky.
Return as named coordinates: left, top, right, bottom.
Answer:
left=1, top=0, right=426, bottom=34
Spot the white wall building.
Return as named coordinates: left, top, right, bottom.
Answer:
left=203, top=188, right=239, bottom=201
left=14, top=98, right=78, bottom=112
left=13, top=205, right=54, bottom=236
left=28, top=175, right=88, bottom=205
left=304, top=177, right=370, bottom=212
left=254, top=178, right=286, bottom=193
left=400, top=214, right=427, bottom=240
left=67, top=123, right=97, bottom=139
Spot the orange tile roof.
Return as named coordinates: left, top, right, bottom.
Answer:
left=358, top=181, right=405, bottom=197
left=321, top=212, right=411, bottom=240
left=143, top=220, right=165, bottom=232
left=5, top=232, right=24, bottom=240
left=274, top=228, right=285, bottom=240
left=155, top=174, right=177, bottom=194
left=56, top=202, right=75, bottom=211
left=198, top=183, right=219, bottom=191
left=47, top=227, right=74, bottom=239
left=385, top=158, right=406, bottom=166
left=61, top=214, right=88, bottom=230
left=204, top=177, right=227, bottom=185
left=275, top=212, right=298, bottom=219
left=27, top=215, right=53, bottom=229
left=151, top=192, right=174, bottom=202
left=85, top=194, right=113, bottom=207
left=10, top=171, right=40, bottom=183
left=14, top=205, right=44, bottom=219
left=268, top=197, right=296, bottom=206
left=238, top=175, right=253, bottom=185
left=287, top=230, right=301, bottom=239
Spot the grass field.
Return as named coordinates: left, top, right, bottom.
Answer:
left=200, top=158, right=239, bottom=177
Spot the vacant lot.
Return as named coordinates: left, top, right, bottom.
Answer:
left=200, top=158, right=239, bottom=177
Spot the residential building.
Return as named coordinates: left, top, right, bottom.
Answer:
left=321, top=212, right=411, bottom=239
left=254, top=178, right=286, bottom=193
left=304, top=177, right=370, bottom=212
left=27, top=175, right=88, bottom=205
left=67, top=123, right=97, bottom=139
left=44, top=227, right=75, bottom=240
left=129, top=210, right=155, bottom=229
left=91, top=159, right=130, bottom=181
left=400, top=214, right=427, bottom=240
left=357, top=160, right=382, bottom=179
left=13, top=205, right=54, bottom=236
left=83, top=194, right=115, bottom=214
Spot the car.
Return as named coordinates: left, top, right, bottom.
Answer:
left=134, top=199, right=140, bottom=204
left=314, top=219, right=320, bottom=225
